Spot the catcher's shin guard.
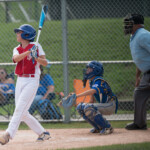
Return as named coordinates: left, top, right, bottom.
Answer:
left=84, top=104, right=111, bottom=130
left=94, top=113, right=111, bottom=129
left=77, top=103, right=101, bottom=130
left=83, top=114, right=101, bottom=130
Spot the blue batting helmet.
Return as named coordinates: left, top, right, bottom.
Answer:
left=14, top=24, right=36, bottom=42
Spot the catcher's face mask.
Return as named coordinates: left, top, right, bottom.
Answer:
left=123, top=13, right=144, bottom=35
left=82, top=67, right=93, bottom=88
left=123, top=14, right=134, bottom=35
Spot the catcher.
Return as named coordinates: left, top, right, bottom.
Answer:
left=59, top=61, right=118, bottom=135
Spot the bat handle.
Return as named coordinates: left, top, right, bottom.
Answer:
left=36, top=28, right=42, bottom=46
left=32, top=58, right=35, bottom=64
left=31, top=52, right=35, bottom=64
left=32, top=29, right=41, bottom=64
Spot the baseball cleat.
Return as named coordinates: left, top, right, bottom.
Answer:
left=90, top=128, right=101, bottom=133
left=36, top=131, right=50, bottom=142
left=0, top=132, right=10, bottom=145
left=99, top=127, right=114, bottom=135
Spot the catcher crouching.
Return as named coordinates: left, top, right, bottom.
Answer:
left=58, top=61, right=118, bottom=135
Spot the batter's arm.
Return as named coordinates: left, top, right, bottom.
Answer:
left=35, top=55, right=47, bottom=66
left=13, top=51, right=31, bottom=63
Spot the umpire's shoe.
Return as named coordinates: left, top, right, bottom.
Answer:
left=0, top=132, right=10, bottom=145
left=125, top=122, right=147, bottom=130
left=36, top=131, right=50, bottom=142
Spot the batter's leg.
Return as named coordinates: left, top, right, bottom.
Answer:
left=22, top=112, right=45, bottom=135
left=28, top=95, right=43, bottom=114
left=6, top=77, right=42, bottom=138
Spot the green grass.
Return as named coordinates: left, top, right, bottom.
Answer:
left=65, top=142, right=150, bottom=150
left=0, top=120, right=150, bottom=130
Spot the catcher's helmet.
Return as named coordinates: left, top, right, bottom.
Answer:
left=123, top=13, right=144, bottom=35
left=82, top=61, right=104, bottom=87
left=85, top=61, right=104, bottom=78
left=14, top=24, right=36, bottom=42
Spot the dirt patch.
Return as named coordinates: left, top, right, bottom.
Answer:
left=0, top=128, right=150, bottom=150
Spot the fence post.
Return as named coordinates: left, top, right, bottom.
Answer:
left=61, top=0, right=70, bottom=123
left=5, top=2, right=9, bottom=23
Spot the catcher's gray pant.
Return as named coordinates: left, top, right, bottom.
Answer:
left=92, top=101, right=116, bottom=115
left=134, top=72, right=150, bottom=128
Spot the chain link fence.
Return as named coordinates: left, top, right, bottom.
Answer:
left=0, top=0, right=150, bottom=122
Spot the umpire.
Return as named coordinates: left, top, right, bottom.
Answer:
left=123, top=13, right=150, bottom=130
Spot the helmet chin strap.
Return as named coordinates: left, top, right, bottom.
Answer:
left=82, top=78, right=87, bottom=88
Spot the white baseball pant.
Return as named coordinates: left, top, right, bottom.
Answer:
left=6, top=76, right=45, bottom=139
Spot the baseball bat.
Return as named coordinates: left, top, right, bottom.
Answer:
left=32, top=5, right=48, bottom=64
left=35, top=5, right=48, bottom=46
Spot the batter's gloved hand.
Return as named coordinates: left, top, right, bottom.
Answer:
left=58, top=93, right=77, bottom=108
left=29, top=45, right=38, bottom=59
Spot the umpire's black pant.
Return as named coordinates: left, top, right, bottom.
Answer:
left=134, top=71, right=150, bottom=128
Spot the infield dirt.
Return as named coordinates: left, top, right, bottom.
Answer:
left=0, top=128, right=150, bottom=150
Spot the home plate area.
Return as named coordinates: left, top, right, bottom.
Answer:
left=0, top=128, right=150, bottom=150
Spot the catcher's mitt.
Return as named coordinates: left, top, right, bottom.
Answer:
left=58, top=93, right=77, bottom=108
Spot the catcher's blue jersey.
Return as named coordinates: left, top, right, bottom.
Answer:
left=90, top=76, right=115, bottom=103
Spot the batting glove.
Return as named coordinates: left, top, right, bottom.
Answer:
left=29, top=45, right=38, bottom=59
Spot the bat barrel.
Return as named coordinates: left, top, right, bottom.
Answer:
left=39, top=5, right=48, bottom=28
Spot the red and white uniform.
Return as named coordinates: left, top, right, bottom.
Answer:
left=13, top=42, right=45, bottom=76
left=6, top=42, right=46, bottom=139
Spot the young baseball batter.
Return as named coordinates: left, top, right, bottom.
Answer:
left=0, top=24, right=50, bottom=145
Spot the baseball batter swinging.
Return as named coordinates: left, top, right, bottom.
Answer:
left=0, top=24, right=50, bottom=145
